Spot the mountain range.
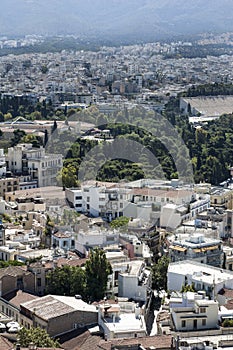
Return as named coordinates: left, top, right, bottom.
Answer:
left=1, top=0, right=233, bottom=40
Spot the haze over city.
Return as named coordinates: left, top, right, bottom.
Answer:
left=1, top=0, right=233, bottom=40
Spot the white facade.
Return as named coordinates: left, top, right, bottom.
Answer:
left=169, top=233, right=223, bottom=267
left=98, top=302, right=147, bottom=340
left=66, top=185, right=131, bottom=219
left=168, top=260, right=233, bottom=297
left=75, top=228, right=119, bottom=256
left=52, top=231, right=75, bottom=252
left=160, top=195, right=210, bottom=230
left=118, top=260, right=152, bottom=302
left=170, top=292, right=218, bottom=331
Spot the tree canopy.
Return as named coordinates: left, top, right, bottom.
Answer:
left=46, top=265, right=86, bottom=297
left=152, top=255, right=170, bottom=292
left=110, top=216, right=130, bottom=229
left=46, top=248, right=112, bottom=302
left=85, top=248, right=112, bottom=301
left=18, top=327, right=60, bottom=348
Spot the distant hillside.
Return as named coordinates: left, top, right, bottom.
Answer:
left=1, top=0, right=233, bottom=40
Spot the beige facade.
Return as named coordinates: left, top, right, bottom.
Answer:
left=0, top=177, right=19, bottom=199
left=171, top=294, right=219, bottom=332
left=20, top=295, right=98, bottom=337
left=0, top=266, right=36, bottom=297
left=7, top=143, right=63, bottom=188
left=210, top=188, right=233, bottom=210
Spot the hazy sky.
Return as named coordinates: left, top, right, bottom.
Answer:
left=0, top=0, right=232, bottom=39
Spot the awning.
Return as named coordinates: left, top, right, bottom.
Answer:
left=193, top=249, right=202, bottom=253
left=170, top=245, right=187, bottom=252
left=201, top=245, right=219, bottom=252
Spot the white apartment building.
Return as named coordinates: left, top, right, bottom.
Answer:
left=66, top=184, right=131, bottom=219
left=169, top=233, right=223, bottom=267
left=7, top=143, right=63, bottom=187
left=75, top=228, right=119, bottom=256
left=98, top=302, right=147, bottom=340
left=170, top=291, right=218, bottom=331
left=52, top=231, right=75, bottom=252
left=118, top=260, right=152, bottom=302
left=167, top=260, right=233, bottom=298
left=66, top=181, right=200, bottom=224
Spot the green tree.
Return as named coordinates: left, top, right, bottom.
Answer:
left=85, top=248, right=112, bottom=301
left=110, top=216, right=130, bottom=229
left=181, top=283, right=196, bottom=293
left=152, top=255, right=170, bottom=292
left=18, top=327, right=60, bottom=348
left=10, top=129, right=26, bottom=146
left=46, top=265, right=86, bottom=297
left=56, top=164, right=80, bottom=188
left=41, top=65, right=48, bottom=74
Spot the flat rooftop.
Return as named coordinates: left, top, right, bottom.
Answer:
left=168, top=260, right=233, bottom=285
left=103, top=312, right=146, bottom=333
left=171, top=233, right=221, bottom=249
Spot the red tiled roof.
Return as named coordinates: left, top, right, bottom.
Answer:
left=218, top=288, right=233, bottom=299
left=224, top=299, right=233, bottom=310
left=56, top=257, right=87, bottom=268
left=99, top=335, right=172, bottom=350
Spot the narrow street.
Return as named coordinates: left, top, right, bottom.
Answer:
left=150, top=310, right=159, bottom=336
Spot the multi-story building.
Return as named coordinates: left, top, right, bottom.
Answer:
left=52, top=231, right=75, bottom=252
left=167, top=260, right=233, bottom=298
left=98, top=301, right=147, bottom=340
left=118, top=260, right=152, bottom=303
left=0, top=177, right=19, bottom=199
left=6, top=143, right=63, bottom=187
left=66, top=184, right=131, bottom=219
left=210, top=187, right=233, bottom=210
left=75, top=227, right=119, bottom=256
left=170, top=291, right=218, bottom=332
left=66, top=181, right=198, bottom=224
left=169, top=233, right=223, bottom=267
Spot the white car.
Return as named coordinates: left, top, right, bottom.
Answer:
left=6, top=321, right=20, bottom=328
left=8, top=326, right=20, bottom=333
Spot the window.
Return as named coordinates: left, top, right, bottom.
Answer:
left=37, top=278, right=41, bottom=287
left=202, top=319, right=206, bottom=326
left=87, top=196, right=90, bottom=202
left=181, top=320, right=186, bottom=328
left=76, top=196, right=82, bottom=200
left=200, top=307, right=206, bottom=313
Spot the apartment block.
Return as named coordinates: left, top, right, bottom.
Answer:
left=7, top=143, right=63, bottom=187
